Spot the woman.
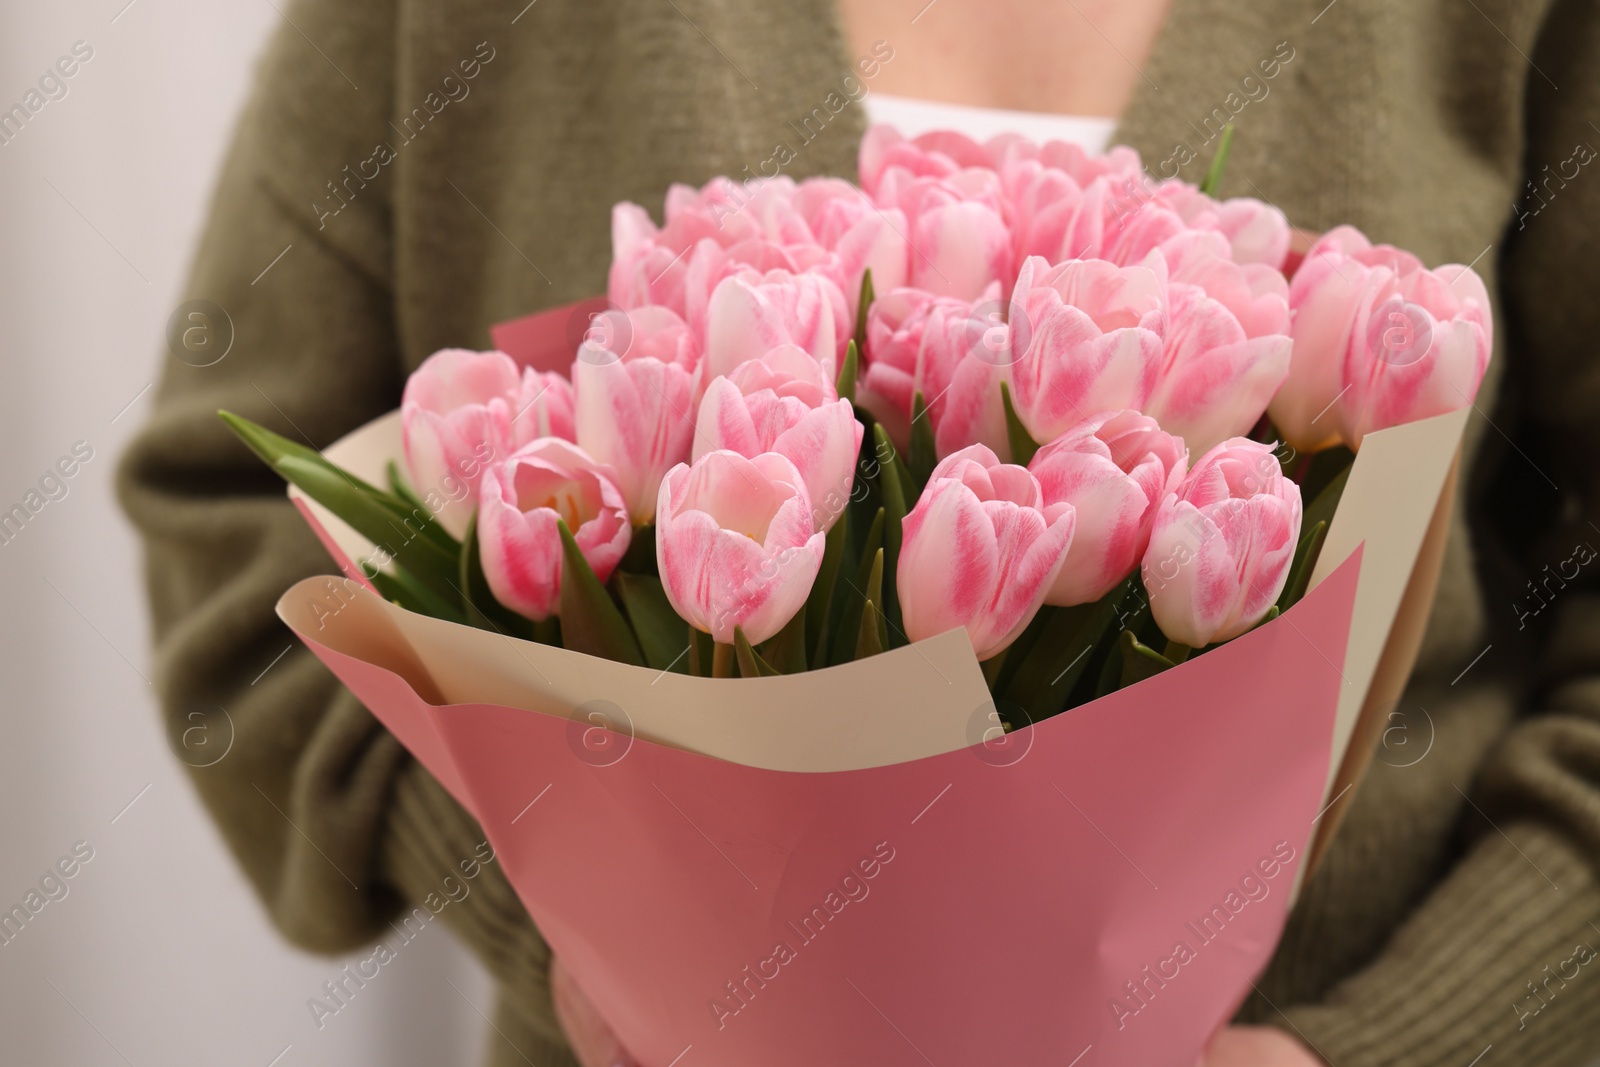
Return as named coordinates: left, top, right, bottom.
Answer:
left=119, top=0, right=1600, bottom=1063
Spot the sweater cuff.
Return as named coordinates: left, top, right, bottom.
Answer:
left=380, top=758, right=571, bottom=1051
left=1278, top=825, right=1600, bottom=1067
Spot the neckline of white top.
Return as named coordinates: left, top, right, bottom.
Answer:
left=862, top=92, right=1118, bottom=154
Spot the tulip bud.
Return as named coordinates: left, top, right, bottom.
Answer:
left=694, top=345, right=863, bottom=532
left=857, top=124, right=969, bottom=197
left=794, top=176, right=911, bottom=301
left=1150, top=182, right=1292, bottom=269
left=609, top=177, right=818, bottom=319
left=656, top=450, right=826, bottom=645
left=858, top=288, right=975, bottom=450
left=1030, top=411, right=1187, bottom=606
left=572, top=306, right=699, bottom=524
left=680, top=237, right=814, bottom=341
left=1336, top=259, right=1493, bottom=448
left=1144, top=239, right=1292, bottom=457
left=876, top=167, right=1013, bottom=301
left=702, top=270, right=846, bottom=383
left=1007, top=256, right=1166, bottom=445
left=1142, top=438, right=1302, bottom=648
left=477, top=439, right=632, bottom=621
left=402, top=348, right=572, bottom=538
left=1267, top=227, right=1446, bottom=454
left=926, top=291, right=1027, bottom=461
left=898, top=445, right=1076, bottom=660
left=855, top=284, right=1026, bottom=461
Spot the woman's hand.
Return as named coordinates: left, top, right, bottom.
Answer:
left=1202, top=1025, right=1325, bottom=1066
left=551, top=955, right=640, bottom=1067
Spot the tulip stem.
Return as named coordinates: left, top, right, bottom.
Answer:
left=1162, top=640, right=1192, bottom=664
left=712, top=642, right=735, bottom=679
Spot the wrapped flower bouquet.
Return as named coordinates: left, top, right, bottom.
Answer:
left=224, top=125, right=1489, bottom=1067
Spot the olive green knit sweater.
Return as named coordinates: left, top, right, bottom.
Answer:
left=118, top=0, right=1600, bottom=1063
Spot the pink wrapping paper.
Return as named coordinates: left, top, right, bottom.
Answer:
left=282, top=548, right=1361, bottom=1067
left=490, top=297, right=610, bottom=375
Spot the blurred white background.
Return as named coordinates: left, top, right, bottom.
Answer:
left=0, top=3, right=492, bottom=1063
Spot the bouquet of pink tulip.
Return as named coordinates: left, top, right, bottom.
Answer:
left=225, top=124, right=1489, bottom=706
left=222, top=126, right=1491, bottom=1067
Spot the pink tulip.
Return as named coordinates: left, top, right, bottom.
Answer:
left=1337, top=261, right=1493, bottom=446
left=679, top=237, right=817, bottom=339
left=1270, top=226, right=1493, bottom=450
left=1149, top=182, right=1291, bottom=269
left=1054, top=176, right=1190, bottom=267
left=897, top=445, right=1076, bottom=660
left=859, top=287, right=974, bottom=449
left=991, top=135, right=1145, bottom=186
left=572, top=306, right=699, bottom=524
left=793, top=177, right=910, bottom=302
left=1001, top=148, right=1146, bottom=265
left=925, top=289, right=1026, bottom=461
left=402, top=348, right=573, bottom=538
left=656, top=450, right=825, bottom=645
left=1268, top=226, right=1423, bottom=450
left=608, top=177, right=823, bottom=319
left=1030, top=410, right=1187, bottom=606
left=516, top=369, right=578, bottom=442
left=702, top=269, right=847, bottom=383
left=875, top=167, right=1012, bottom=301
left=477, top=439, right=631, bottom=621
left=863, top=284, right=1030, bottom=461
left=858, top=125, right=970, bottom=195
left=1002, top=159, right=1089, bottom=266
left=694, top=345, right=863, bottom=531
left=858, top=124, right=1141, bottom=200
left=1144, top=238, right=1293, bottom=456
left=1142, top=438, right=1302, bottom=648
left=1007, top=256, right=1166, bottom=445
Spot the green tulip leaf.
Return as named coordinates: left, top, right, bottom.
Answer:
left=620, top=522, right=658, bottom=576
left=616, top=571, right=690, bottom=673
left=999, top=382, right=1041, bottom=467
left=556, top=519, right=644, bottom=666
left=273, top=454, right=463, bottom=614
left=855, top=548, right=887, bottom=660
left=686, top=624, right=715, bottom=677
left=872, top=424, right=908, bottom=641
left=759, top=603, right=808, bottom=674
left=366, top=569, right=437, bottom=618
left=853, top=268, right=875, bottom=360
left=1278, top=519, right=1327, bottom=612
left=1118, top=628, right=1176, bottom=688
left=837, top=338, right=860, bottom=406
left=806, top=510, right=850, bottom=669
left=387, top=460, right=431, bottom=516
left=222, top=409, right=463, bottom=581
left=734, top=626, right=780, bottom=677
left=1200, top=124, right=1235, bottom=197
left=830, top=507, right=884, bottom=665
left=909, top=391, right=938, bottom=492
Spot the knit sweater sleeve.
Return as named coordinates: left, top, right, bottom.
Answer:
left=1278, top=2, right=1600, bottom=1063
left=115, top=0, right=570, bottom=1051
